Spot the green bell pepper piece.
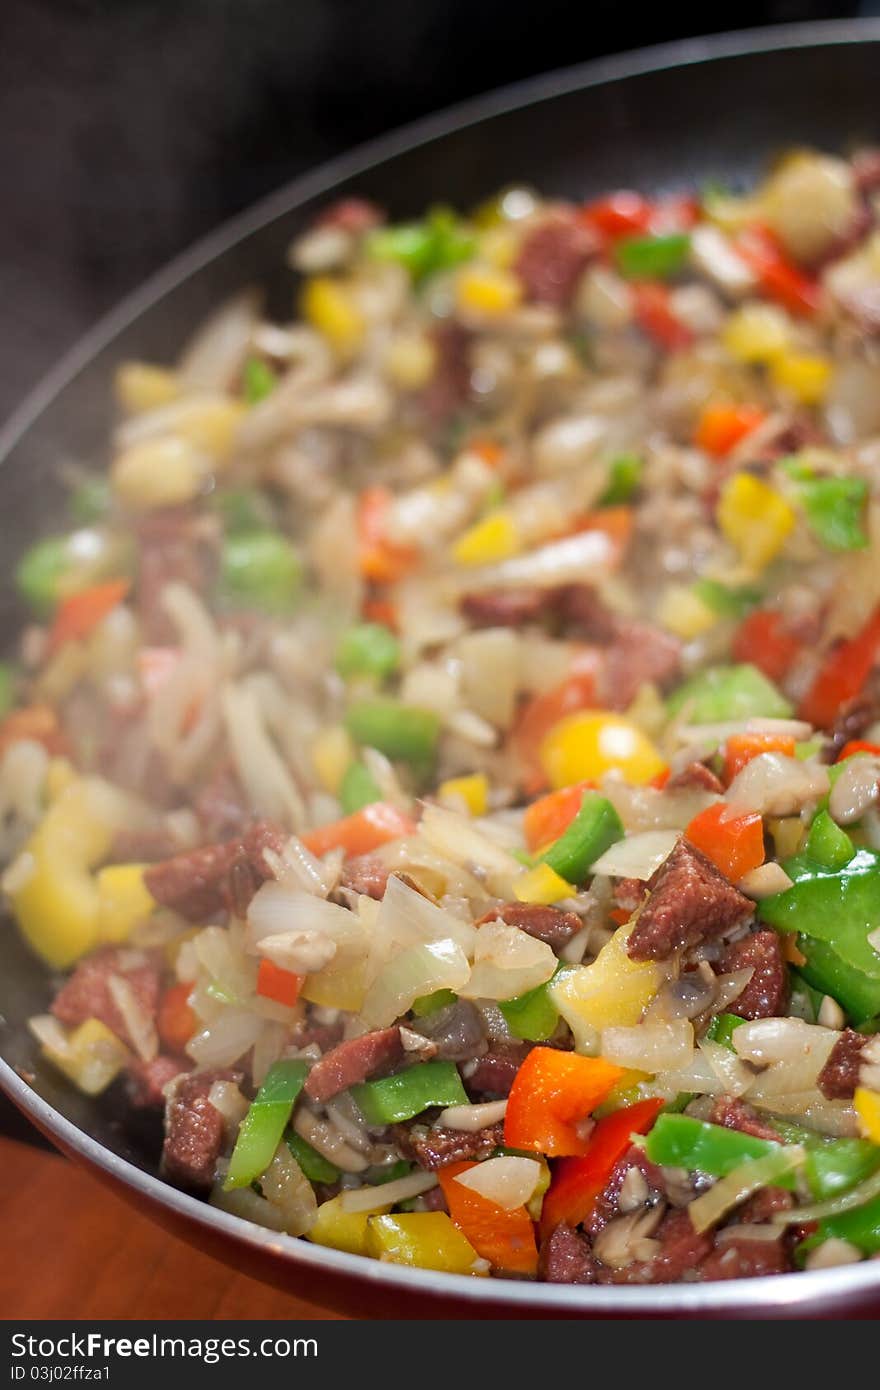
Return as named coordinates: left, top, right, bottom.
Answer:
left=0, top=663, right=15, bottom=720
left=499, top=965, right=574, bottom=1043
left=783, top=461, right=868, bottom=553
left=540, top=791, right=624, bottom=885
left=705, top=1012, right=744, bottom=1051
left=350, top=1060, right=467, bottom=1125
left=805, top=810, right=855, bottom=871
left=814, top=1194, right=880, bottom=1255
left=758, top=848, right=880, bottom=987
left=615, top=232, right=691, bottom=279
left=286, top=1130, right=341, bottom=1185
left=345, top=698, right=440, bottom=770
left=667, top=663, right=793, bottom=722
left=795, top=936, right=880, bottom=1025
left=600, top=454, right=643, bottom=506
left=335, top=622, right=401, bottom=682
left=789, top=971, right=824, bottom=1023
left=338, top=760, right=382, bottom=815
left=692, top=578, right=762, bottom=620
left=367, top=207, right=476, bottom=283
left=242, top=356, right=278, bottom=405
left=219, top=532, right=303, bottom=614
left=806, top=1140, right=880, bottom=1201
left=224, top=1060, right=308, bottom=1190
left=410, top=989, right=457, bottom=1017
left=644, top=1113, right=797, bottom=1188
left=70, top=477, right=111, bottom=525
left=16, top=536, right=70, bottom=617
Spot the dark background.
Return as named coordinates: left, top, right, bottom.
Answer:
left=0, top=0, right=873, bottom=1146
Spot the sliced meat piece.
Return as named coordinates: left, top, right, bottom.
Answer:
left=515, top=211, right=600, bottom=307
left=420, top=1185, right=450, bottom=1214
left=314, top=198, right=383, bottom=234
left=304, top=1027, right=404, bottom=1104
left=539, top=1223, right=600, bottom=1284
left=626, top=838, right=752, bottom=963
left=719, top=930, right=789, bottom=1020
left=289, top=1017, right=345, bottom=1053
left=162, top=1070, right=236, bottom=1191
left=51, top=948, right=161, bottom=1050
left=600, top=1208, right=713, bottom=1285
left=548, top=584, right=619, bottom=643
left=341, top=853, right=391, bottom=900
left=460, top=587, right=553, bottom=629
left=394, top=1121, right=505, bottom=1170
left=418, top=322, right=472, bottom=425
left=584, top=1145, right=667, bottom=1238
left=817, top=1028, right=868, bottom=1101
left=614, top=877, right=647, bottom=914
left=710, top=1096, right=781, bottom=1144
left=127, top=1054, right=188, bottom=1108
left=475, top=902, right=582, bottom=952
left=821, top=677, right=880, bottom=762
left=135, top=509, right=219, bottom=645
left=195, top=764, right=250, bottom=841
left=408, top=998, right=487, bottom=1062
left=600, top=621, right=682, bottom=710
left=699, top=1235, right=790, bottom=1280
left=666, top=761, right=724, bottom=794
left=465, top=1041, right=531, bottom=1097
left=224, top=820, right=288, bottom=918
left=143, top=841, right=240, bottom=922
left=736, top=1186, right=795, bottom=1224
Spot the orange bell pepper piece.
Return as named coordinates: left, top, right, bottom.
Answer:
left=156, top=982, right=197, bottom=1055
left=439, top=1162, right=538, bottom=1276
left=358, top=487, right=419, bottom=584
left=838, top=740, right=880, bottom=763
left=504, top=1048, right=626, bottom=1158
left=723, top=732, right=796, bottom=784
left=256, top=959, right=305, bottom=1009
left=0, top=704, right=68, bottom=760
left=685, top=802, right=764, bottom=882
left=523, top=780, right=595, bottom=853
left=799, top=607, right=880, bottom=730
left=567, top=505, right=634, bottom=558
left=361, top=595, right=399, bottom=631
left=301, top=801, right=416, bottom=858
left=539, top=1098, right=664, bottom=1238
left=694, top=403, right=767, bottom=458
left=513, top=658, right=601, bottom=796
left=731, top=609, right=803, bottom=684
left=48, top=578, right=130, bottom=652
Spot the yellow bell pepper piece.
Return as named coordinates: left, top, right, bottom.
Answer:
left=312, top=725, right=356, bottom=794
left=302, top=276, right=365, bottom=356
left=479, top=226, right=518, bottom=269
left=854, top=1087, right=880, bottom=1145
left=452, top=511, right=520, bottom=567
left=593, top=1070, right=652, bottom=1117
left=769, top=352, right=832, bottom=406
left=384, top=333, right=436, bottom=390
left=539, top=711, right=666, bottom=791
left=10, top=778, right=126, bottom=969
left=657, top=584, right=718, bottom=640
left=766, top=816, right=807, bottom=860
left=513, top=862, right=576, bottom=905
left=717, top=471, right=796, bottom=573
left=456, top=265, right=522, bottom=318
left=366, top=1212, right=487, bottom=1275
left=722, top=302, right=791, bottom=364
left=301, top=958, right=368, bottom=1013
left=306, top=1195, right=380, bottom=1256
left=96, top=863, right=155, bottom=945
left=115, top=362, right=181, bottom=414
left=41, top=1017, right=130, bottom=1096
left=46, top=757, right=76, bottom=801
left=548, top=923, right=663, bottom=1053
left=437, top=773, right=489, bottom=817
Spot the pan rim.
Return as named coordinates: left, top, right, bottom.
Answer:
left=3, top=17, right=880, bottom=1314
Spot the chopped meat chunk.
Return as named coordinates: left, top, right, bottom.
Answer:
left=627, top=838, right=752, bottom=962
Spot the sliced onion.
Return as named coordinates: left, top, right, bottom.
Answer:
left=221, top=682, right=306, bottom=829
left=340, top=1170, right=438, bottom=1214
left=211, top=1183, right=287, bottom=1232
left=359, top=938, right=471, bottom=1029
left=601, top=1019, right=693, bottom=1073
left=455, top=628, right=521, bottom=730
left=207, top=1079, right=249, bottom=1129
left=749, top=1090, right=857, bottom=1137
left=732, top=1017, right=838, bottom=1069
left=260, top=1144, right=318, bottom=1236
left=688, top=1146, right=806, bottom=1233
left=602, top=780, right=717, bottom=833
left=418, top=804, right=521, bottom=897
left=715, top=1223, right=782, bottom=1245
left=725, top=754, right=829, bottom=817
left=591, top=830, right=679, bottom=881
left=737, top=863, right=794, bottom=899
left=772, top=1164, right=880, bottom=1226
left=370, top=872, right=476, bottom=978
left=698, top=1037, right=752, bottom=1097
left=247, top=884, right=365, bottom=966
left=177, top=288, right=260, bottom=393
left=457, top=528, right=617, bottom=592
left=267, top=835, right=340, bottom=897
left=459, top=920, right=556, bottom=1001
left=186, top=1008, right=265, bottom=1067
left=712, top=967, right=756, bottom=1014
left=829, top=754, right=880, bottom=825
left=106, top=975, right=158, bottom=1063
left=436, top=1099, right=508, bottom=1132
left=452, top=1156, right=541, bottom=1210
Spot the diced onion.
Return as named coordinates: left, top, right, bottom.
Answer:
left=724, top=754, right=829, bottom=817
left=459, top=920, right=556, bottom=1001
left=459, top=529, right=617, bottom=592
left=698, top=1037, right=753, bottom=1098
left=436, top=1099, right=508, bottom=1132
left=591, top=830, right=679, bottom=881
left=601, top=1019, right=693, bottom=1073
left=419, top=804, right=521, bottom=897
left=340, top=1170, right=438, bottom=1213
left=452, top=1156, right=541, bottom=1210
left=688, top=1146, right=805, bottom=1233
left=359, top=938, right=471, bottom=1030
left=737, top=863, right=794, bottom=898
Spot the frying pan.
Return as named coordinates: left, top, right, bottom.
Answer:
left=2, top=20, right=880, bottom=1319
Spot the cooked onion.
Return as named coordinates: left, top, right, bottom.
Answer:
left=177, top=289, right=261, bottom=392
left=419, top=804, right=521, bottom=897
left=452, top=1156, right=541, bottom=1210
left=340, top=1170, right=438, bottom=1213
left=460, top=920, right=556, bottom=1001
left=688, top=1146, right=805, bottom=1233
left=772, top=1164, right=880, bottom=1226
left=359, top=938, right=470, bottom=1029
left=590, top=830, right=679, bottom=881
left=725, top=754, right=829, bottom=817
left=601, top=1019, right=694, bottom=1072
left=260, top=1144, right=318, bottom=1236
left=737, top=863, right=794, bottom=898
left=436, top=1099, right=508, bottom=1131
left=828, top=754, right=880, bottom=825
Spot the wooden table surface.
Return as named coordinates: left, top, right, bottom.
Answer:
left=0, top=1135, right=348, bottom=1320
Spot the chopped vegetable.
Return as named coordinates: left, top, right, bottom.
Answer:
left=345, top=698, right=440, bottom=771
left=731, top=609, right=803, bottom=683
left=16, top=537, right=71, bottom=617
left=789, top=469, right=868, bottom=553
left=157, top=982, right=197, bottom=1054
left=338, top=761, right=382, bottom=815
left=668, top=662, right=792, bottom=722
left=615, top=232, right=691, bottom=280
left=694, top=402, right=766, bottom=457
left=335, top=622, right=401, bottom=682
left=301, top=276, right=366, bottom=355
left=735, top=225, right=821, bottom=316
left=600, top=453, right=643, bottom=506
left=351, top=1059, right=468, bottom=1125
left=500, top=965, right=572, bottom=1043
left=437, top=773, right=489, bottom=817
left=219, top=532, right=302, bottom=614
left=723, top=732, right=796, bottom=783
left=539, top=1098, right=664, bottom=1235
left=48, top=578, right=130, bottom=652
left=365, top=1211, right=486, bottom=1274
left=256, top=959, right=304, bottom=1009
left=693, top=579, right=762, bottom=621
left=685, top=803, right=764, bottom=881
left=539, top=790, right=624, bottom=884
left=717, top=471, right=796, bottom=571
left=286, top=1130, right=341, bottom=1185
left=367, top=207, right=476, bottom=283
left=70, top=477, right=111, bottom=525
left=769, top=352, right=832, bottom=406
left=306, top=1194, right=375, bottom=1256
left=411, top=989, right=457, bottom=1017
left=452, top=510, right=520, bottom=566
left=242, top=356, right=278, bottom=404
left=799, top=607, right=880, bottom=729
left=540, top=711, right=666, bottom=791
left=854, top=1088, right=880, bottom=1145
left=805, top=810, right=855, bottom=872
left=300, top=802, right=416, bottom=858
left=439, top=1161, right=538, bottom=1275
left=95, top=862, right=154, bottom=945
left=644, top=1112, right=796, bottom=1187
left=631, top=281, right=694, bottom=351
left=705, top=1012, right=744, bottom=1049
left=513, top=669, right=600, bottom=795
left=549, top=922, right=663, bottom=1050
left=503, top=1047, right=625, bottom=1157
left=224, top=1060, right=308, bottom=1190
left=513, top=862, right=575, bottom=905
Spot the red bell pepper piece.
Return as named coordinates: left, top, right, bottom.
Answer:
left=439, top=1162, right=539, bottom=1276
left=799, top=606, right=880, bottom=730
left=156, top=982, right=197, bottom=1054
left=513, top=659, right=601, bottom=796
left=300, top=801, right=416, bottom=858
left=838, top=740, right=880, bottom=763
left=504, top=1048, right=625, bottom=1158
left=694, top=403, right=767, bottom=458
left=540, top=1098, right=664, bottom=1238
left=731, top=609, right=803, bottom=684
left=735, top=225, right=821, bottom=317
left=580, top=191, right=653, bottom=240
left=723, top=732, right=797, bottom=784
left=632, top=282, right=694, bottom=352
left=48, top=578, right=130, bottom=652
left=358, top=487, right=419, bottom=584
left=685, top=802, right=764, bottom=882
left=256, top=959, right=305, bottom=1009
